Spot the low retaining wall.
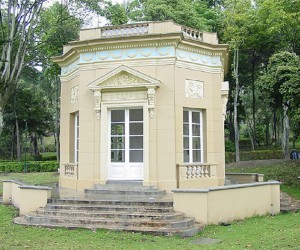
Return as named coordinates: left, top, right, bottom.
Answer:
left=2, top=180, right=52, bottom=215
left=226, top=173, right=264, bottom=184
left=172, top=181, right=280, bottom=225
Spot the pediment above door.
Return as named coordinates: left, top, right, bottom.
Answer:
left=88, top=65, right=160, bottom=120
left=87, top=65, right=161, bottom=91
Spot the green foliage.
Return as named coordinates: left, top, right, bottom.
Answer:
left=225, top=140, right=235, bottom=152
left=226, top=150, right=284, bottom=163
left=103, top=2, right=128, bottom=25
left=41, top=153, right=57, bottom=161
left=258, top=51, right=300, bottom=108
left=4, top=82, right=53, bottom=136
left=103, top=0, right=221, bottom=32
left=0, top=161, right=59, bottom=173
left=37, top=3, right=82, bottom=73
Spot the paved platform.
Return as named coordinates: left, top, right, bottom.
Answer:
left=51, top=186, right=173, bottom=202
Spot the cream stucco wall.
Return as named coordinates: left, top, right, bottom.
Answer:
left=3, top=180, right=52, bottom=215
left=173, top=181, right=281, bottom=225
left=54, top=21, right=229, bottom=192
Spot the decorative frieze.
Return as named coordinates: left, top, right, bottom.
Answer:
left=103, top=73, right=142, bottom=87
left=70, top=86, right=79, bottom=103
left=94, top=91, right=101, bottom=119
left=102, top=91, right=147, bottom=101
left=185, top=80, right=204, bottom=99
left=147, top=88, right=155, bottom=119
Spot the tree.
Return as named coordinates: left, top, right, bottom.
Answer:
left=258, top=51, right=300, bottom=159
left=3, top=78, right=52, bottom=160
left=0, top=0, right=45, bottom=132
left=133, top=0, right=220, bottom=31
left=35, top=2, right=82, bottom=160
left=221, top=0, right=254, bottom=161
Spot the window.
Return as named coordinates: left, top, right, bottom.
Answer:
left=74, top=113, right=79, bottom=163
left=183, top=110, right=203, bottom=163
left=110, top=108, right=143, bottom=163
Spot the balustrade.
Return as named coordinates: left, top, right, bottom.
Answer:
left=63, top=163, right=78, bottom=179
left=181, top=27, right=203, bottom=41
left=101, top=23, right=149, bottom=38
left=177, top=163, right=217, bottom=180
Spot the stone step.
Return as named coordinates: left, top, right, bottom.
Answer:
left=36, top=208, right=184, bottom=220
left=47, top=198, right=173, bottom=207
left=14, top=216, right=203, bottom=237
left=94, top=182, right=156, bottom=191
left=15, top=187, right=203, bottom=237
left=24, top=214, right=195, bottom=229
left=45, top=204, right=174, bottom=213
left=85, top=189, right=166, bottom=196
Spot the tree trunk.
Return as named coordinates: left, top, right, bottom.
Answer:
left=15, top=118, right=21, bottom=161
left=10, top=128, right=14, bottom=161
left=251, top=52, right=256, bottom=149
left=273, top=110, right=277, bottom=146
left=265, top=120, right=270, bottom=147
left=282, top=105, right=290, bottom=160
left=30, top=133, right=40, bottom=157
left=233, top=47, right=240, bottom=162
left=40, top=136, right=45, bottom=152
left=0, top=107, right=3, bottom=135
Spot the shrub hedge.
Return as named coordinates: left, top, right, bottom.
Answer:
left=226, top=150, right=284, bottom=163
left=0, top=161, right=59, bottom=173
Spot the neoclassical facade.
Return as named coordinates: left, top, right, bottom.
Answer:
left=53, top=21, right=229, bottom=192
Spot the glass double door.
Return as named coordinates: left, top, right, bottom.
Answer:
left=108, top=108, right=144, bottom=180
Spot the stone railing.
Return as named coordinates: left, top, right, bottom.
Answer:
left=176, top=163, right=218, bottom=188
left=177, top=163, right=217, bottom=179
left=182, top=26, right=203, bottom=41
left=102, top=23, right=149, bottom=38
left=61, top=163, right=78, bottom=179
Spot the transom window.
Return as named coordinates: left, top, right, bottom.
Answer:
left=183, top=109, right=203, bottom=163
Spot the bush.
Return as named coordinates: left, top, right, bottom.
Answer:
left=226, top=150, right=284, bottom=163
left=41, top=155, right=57, bottom=161
left=33, top=154, right=43, bottom=161
left=225, top=140, right=235, bottom=152
left=0, top=161, right=59, bottom=173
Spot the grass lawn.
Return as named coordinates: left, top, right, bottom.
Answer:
left=0, top=167, right=300, bottom=249
left=0, top=205, right=299, bottom=249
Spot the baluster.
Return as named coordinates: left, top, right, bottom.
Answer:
left=186, top=166, right=191, bottom=179
left=204, top=166, right=209, bottom=177
left=191, top=166, right=196, bottom=178
left=200, top=165, right=204, bottom=178
left=195, top=166, right=200, bottom=178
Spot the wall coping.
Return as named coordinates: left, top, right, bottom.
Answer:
left=3, top=180, right=52, bottom=191
left=226, top=173, right=264, bottom=176
left=172, top=181, right=281, bottom=193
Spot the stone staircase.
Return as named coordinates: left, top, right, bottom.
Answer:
left=14, top=183, right=203, bottom=237
left=280, top=192, right=300, bottom=213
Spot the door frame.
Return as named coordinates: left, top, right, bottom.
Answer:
left=108, top=108, right=144, bottom=180
left=100, top=101, right=149, bottom=183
